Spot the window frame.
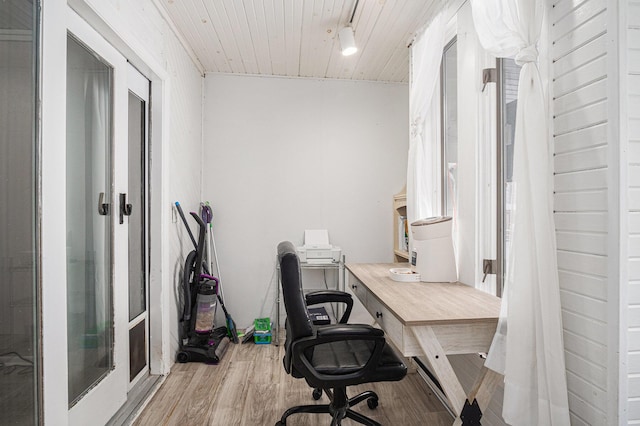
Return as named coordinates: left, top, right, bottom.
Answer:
left=496, top=59, right=505, bottom=298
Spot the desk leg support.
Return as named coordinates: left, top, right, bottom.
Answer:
left=465, top=366, right=503, bottom=424
left=453, top=367, right=502, bottom=426
left=411, top=326, right=467, bottom=422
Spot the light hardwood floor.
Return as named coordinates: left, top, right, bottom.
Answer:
left=134, top=341, right=452, bottom=426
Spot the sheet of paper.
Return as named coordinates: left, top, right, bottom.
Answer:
left=304, top=229, right=330, bottom=247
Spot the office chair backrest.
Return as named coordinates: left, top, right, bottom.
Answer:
left=277, top=241, right=313, bottom=373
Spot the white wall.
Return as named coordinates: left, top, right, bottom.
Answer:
left=202, top=74, right=408, bottom=328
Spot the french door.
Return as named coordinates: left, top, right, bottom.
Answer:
left=127, top=64, right=151, bottom=390
left=66, top=9, right=150, bottom=424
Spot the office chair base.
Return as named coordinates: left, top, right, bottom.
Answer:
left=276, top=390, right=380, bottom=426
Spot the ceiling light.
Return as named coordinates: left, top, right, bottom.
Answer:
left=339, top=26, right=357, bottom=56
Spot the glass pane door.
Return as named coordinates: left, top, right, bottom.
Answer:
left=127, top=79, right=149, bottom=385
left=128, top=92, right=145, bottom=323
left=66, top=35, right=113, bottom=406
left=0, top=0, right=39, bottom=423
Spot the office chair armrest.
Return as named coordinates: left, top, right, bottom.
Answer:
left=314, top=324, right=383, bottom=339
left=291, top=324, right=386, bottom=387
left=305, top=290, right=354, bottom=323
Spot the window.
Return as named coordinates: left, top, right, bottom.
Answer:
left=434, top=10, right=522, bottom=296
left=497, top=58, right=522, bottom=296
left=442, top=38, right=458, bottom=219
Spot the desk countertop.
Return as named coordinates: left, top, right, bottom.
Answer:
left=346, top=263, right=501, bottom=327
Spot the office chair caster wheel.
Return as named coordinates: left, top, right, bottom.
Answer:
left=367, top=397, right=379, bottom=409
left=312, top=388, right=322, bottom=400
left=176, top=351, right=189, bottom=363
left=275, top=421, right=285, bottom=426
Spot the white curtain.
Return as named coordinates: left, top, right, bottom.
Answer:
left=86, top=70, right=110, bottom=338
left=470, top=0, right=570, bottom=424
left=407, top=11, right=446, bottom=245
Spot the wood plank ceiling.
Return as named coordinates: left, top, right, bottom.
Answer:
left=156, top=0, right=444, bottom=83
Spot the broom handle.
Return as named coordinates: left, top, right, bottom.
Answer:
left=210, top=224, right=225, bottom=302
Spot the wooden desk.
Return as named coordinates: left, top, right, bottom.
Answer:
left=346, top=263, right=502, bottom=425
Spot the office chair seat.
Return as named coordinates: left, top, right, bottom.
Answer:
left=277, top=241, right=407, bottom=426
left=311, top=338, right=405, bottom=378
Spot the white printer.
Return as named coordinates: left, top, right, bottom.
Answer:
left=296, top=230, right=341, bottom=264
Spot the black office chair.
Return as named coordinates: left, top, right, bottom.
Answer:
left=276, top=241, right=407, bottom=426
left=305, top=289, right=354, bottom=401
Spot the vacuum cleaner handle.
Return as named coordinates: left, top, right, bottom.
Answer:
left=175, top=202, right=197, bottom=249
left=189, top=212, right=207, bottom=279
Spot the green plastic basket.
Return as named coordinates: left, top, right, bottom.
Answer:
left=254, top=333, right=272, bottom=344
left=254, top=317, right=272, bottom=344
left=254, top=317, right=271, bottom=332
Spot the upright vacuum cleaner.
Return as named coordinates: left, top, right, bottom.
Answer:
left=175, top=205, right=230, bottom=364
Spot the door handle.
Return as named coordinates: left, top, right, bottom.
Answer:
left=98, top=192, right=109, bottom=215
left=119, top=193, right=133, bottom=224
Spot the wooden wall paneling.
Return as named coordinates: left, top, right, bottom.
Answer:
left=554, top=146, right=607, bottom=173
left=554, top=189, right=608, bottom=211
left=348, top=0, right=405, bottom=81
left=557, top=250, right=608, bottom=283
left=555, top=211, right=608, bottom=232
left=629, top=188, right=640, bottom=211
left=331, top=0, right=384, bottom=80
left=629, top=328, right=640, bottom=352
left=555, top=169, right=607, bottom=192
left=297, top=0, right=324, bottom=77
left=283, top=0, right=304, bottom=77
left=560, top=289, right=607, bottom=322
left=364, top=1, right=423, bottom=82
left=556, top=231, right=607, bottom=255
left=554, top=100, right=608, bottom=135
left=554, top=122, right=607, bottom=153
left=563, top=329, right=608, bottom=368
left=553, top=35, right=606, bottom=79
left=562, top=310, right=607, bottom=345
left=552, top=0, right=590, bottom=20
left=552, top=0, right=604, bottom=24
left=566, top=392, right=607, bottom=425
left=263, top=0, right=289, bottom=76
left=221, top=0, right=260, bottom=74
left=200, top=1, right=247, bottom=74
left=558, top=270, right=607, bottom=302
left=553, top=11, right=606, bottom=61
left=178, top=0, right=227, bottom=72
left=565, top=370, right=608, bottom=414
left=553, top=55, right=607, bottom=98
left=563, top=349, right=607, bottom=389
left=554, top=78, right=606, bottom=116
left=243, top=0, right=275, bottom=75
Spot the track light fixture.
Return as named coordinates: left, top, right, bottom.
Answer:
left=339, top=0, right=359, bottom=56
left=339, top=26, right=357, bottom=56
